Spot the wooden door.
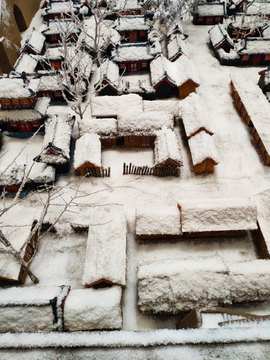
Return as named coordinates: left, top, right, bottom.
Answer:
left=129, top=31, right=137, bottom=41
left=130, top=62, right=137, bottom=72
left=252, top=55, right=261, bottom=66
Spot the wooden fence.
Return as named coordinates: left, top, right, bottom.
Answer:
left=85, top=167, right=110, bottom=177
left=123, top=163, right=180, bottom=177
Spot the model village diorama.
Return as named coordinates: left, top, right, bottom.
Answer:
left=1, top=0, right=270, bottom=340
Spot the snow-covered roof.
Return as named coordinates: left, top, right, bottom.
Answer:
left=111, top=43, right=154, bottom=62
left=42, top=19, right=78, bottom=36
left=113, top=0, right=144, bottom=11
left=0, top=204, right=40, bottom=281
left=148, top=29, right=164, bottom=43
left=23, top=27, right=46, bottom=55
left=80, top=20, right=121, bottom=52
left=27, top=165, right=56, bottom=184
left=45, top=46, right=64, bottom=60
left=246, top=1, right=270, bottom=15
left=94, top=58, right=119, bottom=91
left=180, top=93, right=214, bottom=138
left=35, top=113, right=75, bottom=164
left=91, top=93, right=143, bottom=117
left=236, top=37, right=270, bottom=55
left=143, top=99, right=180, bottom=116
left=166, top=17, right=188, bottom=40
left=231, top=75, right=270, bottom=154
left=0, top=77, right=40, bottom=99
left=114, top=15, right=151, bottom=32
left=0, top=285, right=68, bottom=306
left=13, top=53, right=38, bottom=75
left=39, top=73, right=62, bottom=91
left=78, top=117, right=118, bottom=138
left=172, top=55, right=200, bottom=88
left=74, top=133, right=101, bottom=169
left=150, top=54, right=177, bottom=87
left=167, top=34, right=188, bottom=62
left=138, top=256, right=270, bottom=313
left=0, top=97, right=50, bottom=122
left=208, top=24, right=234, bottom=50
left=196, top=2, right=225, bottom=16
left=82, top=206, right=126, bottom=286
left=42, top=1, right=79, bottom=15
left=154, top=128, right=183, bottom=167
left=136, top=206, right=181, bottom=236
left=181, top=197, right=257, bottom=233
left=118, top=110, right=174, bottom=136
left=0, top=285, right=70, bottom=332
left=0, top=165, right=25, bottom=187
left=188, top=131, right=218, bottom=167
left=118, top=73, right=155, bottom=94
left=64, top=287, right=122, bottom=331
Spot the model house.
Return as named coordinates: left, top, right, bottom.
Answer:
left=21, top=27, right=46, bottom=56
left=231, top=75, right=270, bottom=165
left=0, top=76, right=40, bottom=109
left=34, top=113, right=75, bottom=174
left=136, top=205, right=182, bottom=240
left=74, top=133, right=102, bottom=176
left=82, top=206, right=126, bottom=287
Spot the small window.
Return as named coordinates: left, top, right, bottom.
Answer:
left=242, top=54, right=249, bottom=61
left=129, top=31, right=137, bottom=41
left=51, top=34, right=58, bottom=42
left=140, top=30, right=146, bottom=37
left=141, top=62, right=148, bottom=68
left=198, top=17, right=204, bottom=22
left=265, top=54, right=270, bottom=61
left=119, top=63, right=126, bottom=69
left=130, top=62, right=137, bottom=72
left=128, top=135, right=137, bottom=142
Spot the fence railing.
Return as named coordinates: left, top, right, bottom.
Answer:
left=85, top=167, right=110, bottom=177
left=123, top=163, right=180, bottom=177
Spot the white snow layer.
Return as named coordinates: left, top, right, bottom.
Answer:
left=64, top=286, right=122, bottom=331
left=114, top=16, right=150, bottom=31
left=136, top=206, right=181, bottom=236
left=82, top=206, right=126, bottom=286
left=0, top=285, right=70, bottom=332
left=0, top=77, right=40, bottom=99
left=117, top=111, right=173, bottom=136
left=150, top=54, right=177, bottom=87
left=231, top=74, right=270, bottom=154
left=138, top=256, right=270, bottom=314
left=188, top=131, right=218, bottom=166
left=91, top=93, right=143, bottom=117
left=0, top=205, right=41, bottom=281
left=38, top=113, right=74, bottom=164
left=143, top=99, right=180, bottom=116
left=154, top=128, right=183, bottom=167
left=181, top=197, right=257, bottom=233
left=78, top=117, right=118, bottom=138
left=0, top=97, right=49, bottom=122
left=74, top=133, right=101, bottom=169
left=180, top=92, right=214, bottom=138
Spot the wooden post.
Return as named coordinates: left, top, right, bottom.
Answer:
left=129, top=163, right=132, bottom=174
left=108, top=167, right=110, bottom=177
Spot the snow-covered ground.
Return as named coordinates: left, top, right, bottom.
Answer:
left=1, top=12, right=270, bottom=358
